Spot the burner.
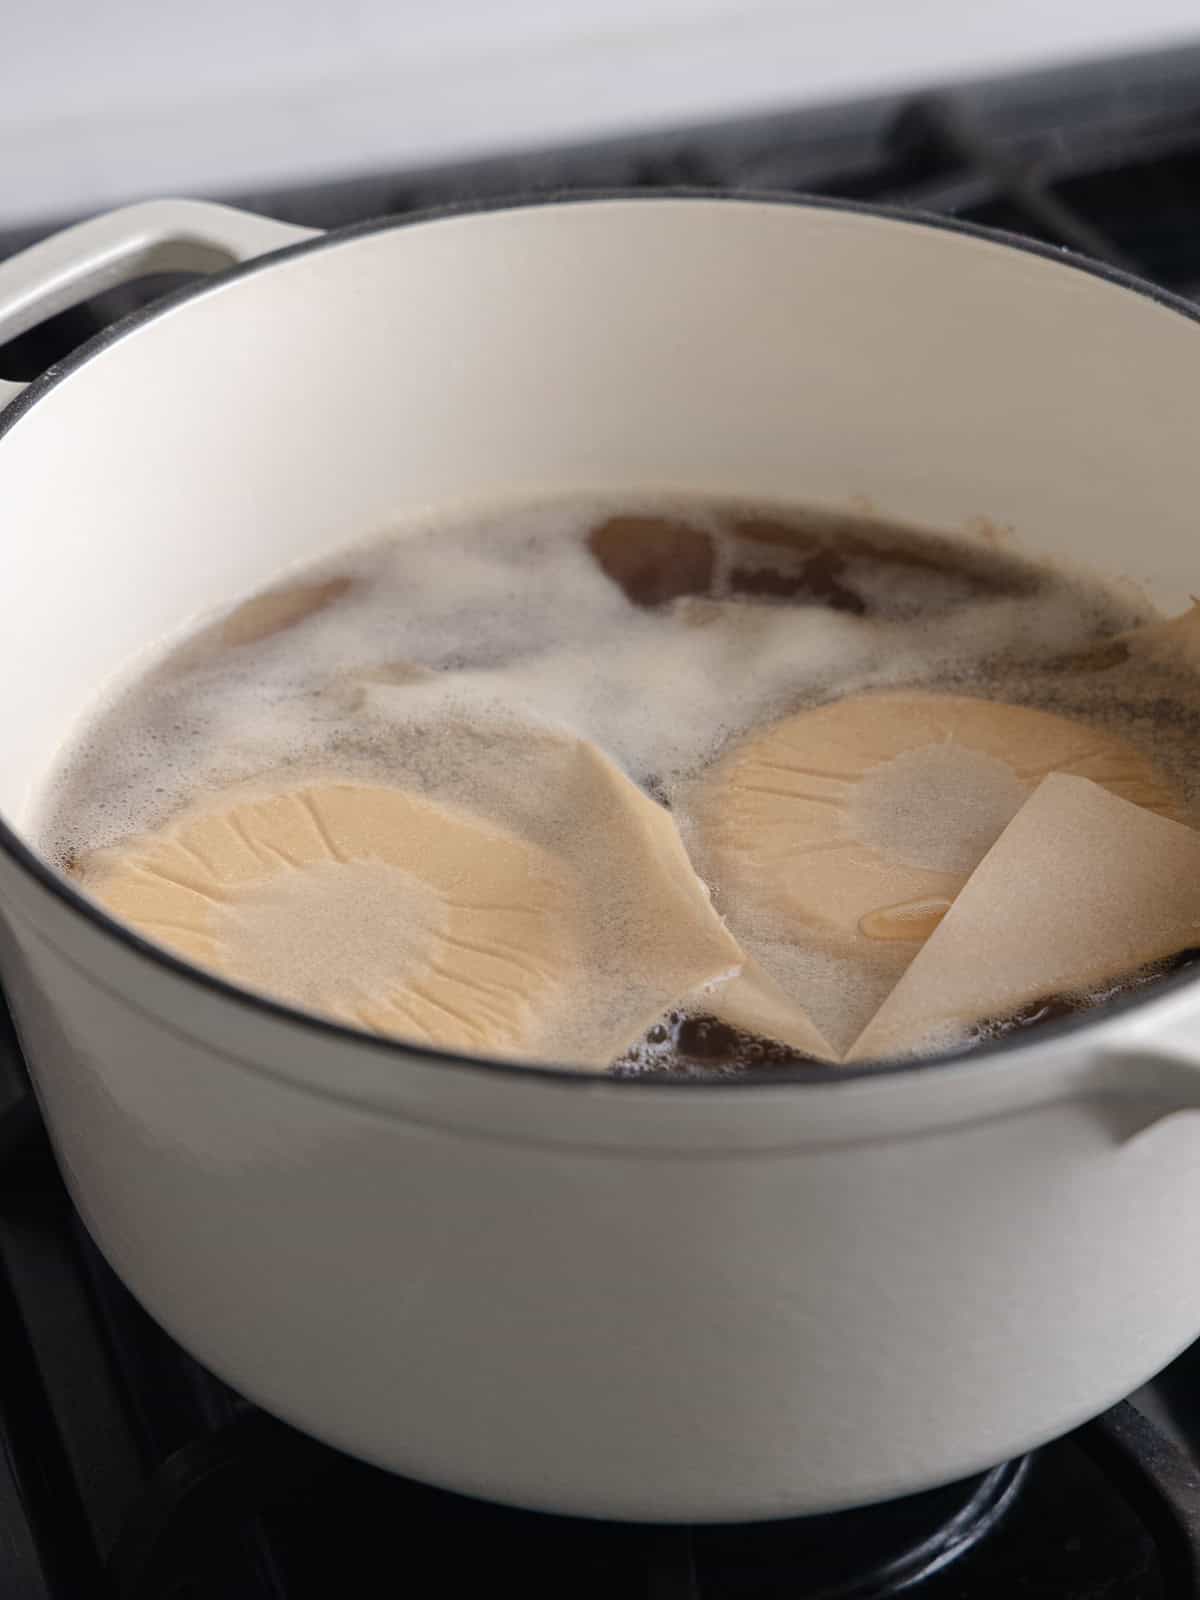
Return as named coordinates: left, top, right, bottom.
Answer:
left=90, top=1407, right=1200, bottom=1598
left=681, top=1462, right=1024, bottom=1598
left=103, top=1419, right=1024, bottom=1600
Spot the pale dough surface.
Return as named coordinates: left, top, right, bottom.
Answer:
left=705, top=960, right=838, bottom=1063
left=847, top=774, right=1200, bottom=1061
left=694, top=691, right=1181, bottom=952
left=78, top=732, right=743, bottom=1069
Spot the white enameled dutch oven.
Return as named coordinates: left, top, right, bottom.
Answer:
left=1, top=194, right=1200, bottom=1524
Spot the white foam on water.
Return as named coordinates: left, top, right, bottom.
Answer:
left=36, top=492, right=1200, bottom=1069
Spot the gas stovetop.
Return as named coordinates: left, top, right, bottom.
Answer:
left=5, top=43, right=1200, bottom=1600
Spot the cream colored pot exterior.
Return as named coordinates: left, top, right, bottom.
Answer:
left=1, top=196, right=1200, bottom=1522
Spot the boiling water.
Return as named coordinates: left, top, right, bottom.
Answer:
left=37, top=496, right=1200, bottom=1071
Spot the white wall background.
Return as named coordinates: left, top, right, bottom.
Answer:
left=2, top=0, right=1198, bottom=226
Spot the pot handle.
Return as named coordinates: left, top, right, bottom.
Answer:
left=0, top=199, right=320, bottom=410
left=1090, top=1002, right=1200, bottom=1132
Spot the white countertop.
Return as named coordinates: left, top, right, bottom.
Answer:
left=2, top=0, right=1198, bottom=227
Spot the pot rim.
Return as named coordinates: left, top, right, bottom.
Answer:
left=3, top=186, right=1199, bottom=1090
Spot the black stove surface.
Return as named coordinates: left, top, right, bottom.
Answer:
left=6, top=42, right=1200, bottom=1599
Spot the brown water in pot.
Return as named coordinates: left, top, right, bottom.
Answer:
left=37, top=496, right=1200, bottom=1072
